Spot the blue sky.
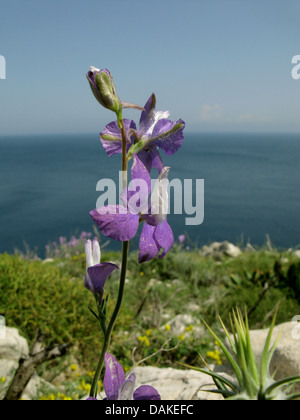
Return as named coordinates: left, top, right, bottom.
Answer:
left=0, top=0, right=299, bottom=135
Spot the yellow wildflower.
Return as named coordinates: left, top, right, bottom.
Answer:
left=40, top=394, right=56, bottom=401
left=70, top=364, right=78, bottom=372
left=77, top=380, right=91, bottom=393
left=1, top=377, right=6, bottom=383
left=164, top=324, right=171, bottom=331
left=206, top=350, right=222, bottom=366
left=138, top=336, right=150, bottom=347
left=185, top=325, right=194, bottom=332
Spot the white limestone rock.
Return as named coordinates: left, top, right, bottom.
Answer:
left=133, top=366, right=228, bottom=400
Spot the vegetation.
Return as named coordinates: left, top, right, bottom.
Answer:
left=0, top=241, right=299, bottom=399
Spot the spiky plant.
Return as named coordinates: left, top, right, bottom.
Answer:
left=186, top=309, right=300, bottom=400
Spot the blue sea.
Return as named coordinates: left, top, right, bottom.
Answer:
left=0, top=132, right=299, bottom=256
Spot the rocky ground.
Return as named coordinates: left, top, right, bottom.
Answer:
left=1, top=320, right=299, bottom=400
left=1, top=241, right=300, bottom=400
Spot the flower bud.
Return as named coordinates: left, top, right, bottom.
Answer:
left=87, top=67, right=121, bottom=114
left=85, top=239, right=101, bottom=269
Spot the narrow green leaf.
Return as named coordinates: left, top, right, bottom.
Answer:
left=201, top=317, right=243, bottom=385
left=244, top=311, right=259, bottom=385
left=260, top=308, right=278, bottom=385
left=201, top=389, right=234, bottom=398
left=286, top=393, right=300, bottom=401
left=88, top=306, right=99, bottom=321
left=180, top=363, right=238, bottom=393
left=213, top=375, right=230, bottom=392
left=266, top=376, right=300, bottom=395
left=218, top=315, right=236, bottom=354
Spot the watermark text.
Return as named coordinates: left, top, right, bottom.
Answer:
left=95, top=173, right=204, bottom=226
left=0, top=55, right=6, bottom=80
left=292, top=55, right=300, bottom=80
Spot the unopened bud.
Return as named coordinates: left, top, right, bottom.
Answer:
left=87, top=67, right=121, bottom=114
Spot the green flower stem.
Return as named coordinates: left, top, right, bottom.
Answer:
left=90, top=111, right=129, bottom=399
left=90, top=241, right=129, bottom=398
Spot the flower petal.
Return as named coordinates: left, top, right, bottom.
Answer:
left=137, top=146, right=164, bottom=173
left=92, top=239, right=101, bottom=266
left=154, top=219, right=174, bottom=259
left=138, top=223, right=159, bottom=263
left=100, top=119, right=136, bottom=157
left=85, top=263, right=119, bottom=296
left=143, top=166, right=170, bottom=226
left=85, top=239, right=101, bottom=269
left=131, top=155, right=152, bottom=190
left=139, top=94, right=170, bottom=139
left=138, top=94, right=157, bottom=137
left=121, top=155, right=151, bottom=215
left=85, top=240, right=93, bottom=269
left=90, top=205, right=139, bottom=242
left=118, top=374, right=136, bottom=400
left=133, top=385, right=161, bottom=400
left=152, top=118, right=185, bottom=156
left=104, top=353, right=126, bottom=400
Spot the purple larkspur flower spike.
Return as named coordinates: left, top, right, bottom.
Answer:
left=103, top=353, right=161, bottom=401
left=100, top=94, right=185, bottom=172
left=84, top=239, right=119, bottom=302
left=90, top=156, right=174, bottom=263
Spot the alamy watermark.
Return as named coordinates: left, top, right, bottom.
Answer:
left=292, top=315, right=300, bottom=340
left=0, top=316, right=6, bottom=339
left=0, top=55, right=6, bottom=79
left=292, top=55, right=300, bottom=80
left=95, top=172, right=204, bottom=226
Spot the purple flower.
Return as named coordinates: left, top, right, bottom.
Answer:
left=59, top=236, right=66, bottom=245
left=69, top=236, right=79, bottom=247
left=84, top=239, right=119, bottom=303
left=80, top=231, right=92, bottom=240
left=178, top=235, right=186, bottom=244
left=103, top=353, right=161, bottom=401
left=100, top=94, right=185, bottom=172
left=90, top=156, right=174, bottom=263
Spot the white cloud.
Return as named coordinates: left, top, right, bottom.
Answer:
left=200, top=105, right=271, bottom=126
left=200, top=104, right=223, bottom=121
left=238, top=113, right=253, bottom=122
